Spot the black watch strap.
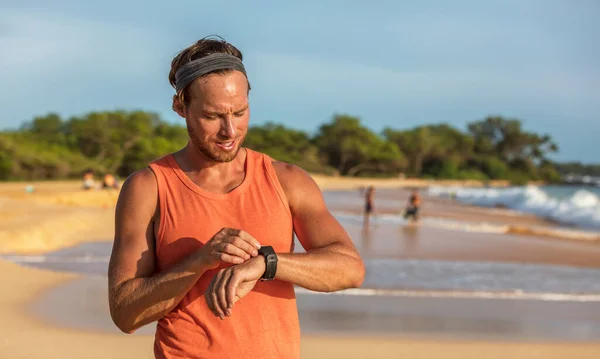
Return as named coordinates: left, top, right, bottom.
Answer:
left=258, top=246, right=277, bottom=281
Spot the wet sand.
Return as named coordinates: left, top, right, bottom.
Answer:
left=32, top=275, right=600, bottom=342
left=348, top=221, right=600, bottom=268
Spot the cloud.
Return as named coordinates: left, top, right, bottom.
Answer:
left=0, top=9, right=174, bottom=125
left=1, top=10, right=167, bottom=74
left=247, top=51, right=598, bottom=115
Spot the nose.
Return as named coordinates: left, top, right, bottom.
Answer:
left=219, top=116, right=236, bottom=139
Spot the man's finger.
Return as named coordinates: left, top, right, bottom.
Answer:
left=216, top=251, right=244, bottom=264
left=216, top=269, right=233, bottom=316
left=209, top=274, right=226, bottom=319
left=228, top=236, right=258, bottom=257
left=226, top=270, right=244, bottom=308
left=219, top=242, right=250, bottom=260
left=236, top=230, right=261, bottom=250
left=204, top=276, right=219, bottom=318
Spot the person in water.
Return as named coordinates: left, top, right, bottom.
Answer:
left=107, top=35, right=365, bottom=359
left=404, top=188, right=421, bottom=222
left=363, top=185, right=375, bottom=228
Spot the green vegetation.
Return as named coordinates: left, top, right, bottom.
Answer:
left=554, top=162, right=600, bottom=177
left=0, top=111, right=581, bottom=184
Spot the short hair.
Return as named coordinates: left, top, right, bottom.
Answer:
left=169, top=35, right=250, bottom=107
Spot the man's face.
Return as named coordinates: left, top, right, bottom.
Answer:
left=179, top=70, right=250, bottom=163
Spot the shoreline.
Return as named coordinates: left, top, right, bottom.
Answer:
left=1, top=179, right=597, bottom=255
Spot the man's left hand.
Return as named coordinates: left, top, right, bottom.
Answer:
left=204, top=255, right=266, bottom=319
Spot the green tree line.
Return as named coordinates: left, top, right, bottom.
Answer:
left=554, top=162, right=600, bottom=177
left=0, top=110, right=582, bottom=184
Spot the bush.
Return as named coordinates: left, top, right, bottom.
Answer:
left=292, top=159, right=338, bottom=176
left=0, top=154, right=11, bottom=180
left=457, top=169, right=489, bottom=181
left=507, top=172, right=530, bottom=186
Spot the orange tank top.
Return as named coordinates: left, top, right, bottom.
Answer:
left=148, top=148, right=300, bottom=359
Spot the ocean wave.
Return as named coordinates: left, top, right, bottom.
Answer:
left=428, top=186, right=600, bottom=231
left=333, top=212, right=509, bottom=234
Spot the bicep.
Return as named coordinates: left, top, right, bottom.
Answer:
left=293, top=202, right=350, bottom=252
left=108, top=169, right=158, bottom=290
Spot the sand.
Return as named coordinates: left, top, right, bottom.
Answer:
left=0, top=181, right=118, bottom=254
left=0, top=259, right=153, bottom=359
left=2, top=178, right=600, bottom=358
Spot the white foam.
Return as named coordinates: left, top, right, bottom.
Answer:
left=333, top=212, right=509, bottom=234
left=428, top=186, right=600, bottom=231
left=295, top=287, right=600, bottom=302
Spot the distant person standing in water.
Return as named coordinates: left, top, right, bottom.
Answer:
left=404, top=188, right=421, bottom=223
left=363, top=185, right=375, bottom=228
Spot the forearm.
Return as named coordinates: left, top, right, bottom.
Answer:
left=110, top=254, right=206, bottom=333
left=275, top=243, right=365, bottom=292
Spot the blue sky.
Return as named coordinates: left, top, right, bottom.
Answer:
left=1, top=1, right=598, bottom=162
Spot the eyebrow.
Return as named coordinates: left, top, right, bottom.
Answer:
left=234, top=105, right=249, bottom=113
left=205, top=105, right=248, bottom=116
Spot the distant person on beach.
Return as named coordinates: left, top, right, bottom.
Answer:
left=82, top=169, right=96, bottom=190
left=404, top=188, right=421, bottom=223
left=363, top=185, right=375, bottom=228
left=102, top=173, right=120, bottom=190
left=107, top=36, right=364, bottom=359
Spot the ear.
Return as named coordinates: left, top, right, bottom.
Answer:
left=172, top=95, right=186, bottom=118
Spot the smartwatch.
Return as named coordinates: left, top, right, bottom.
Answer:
left=257, top=246, right=277, bottom=281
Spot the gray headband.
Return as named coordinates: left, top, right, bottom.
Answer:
left=174, top=53, right=247, bottom=93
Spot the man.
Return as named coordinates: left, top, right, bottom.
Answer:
left=363, top=185, right=375, bottom=229
left=404, top=188, right=421, bottom=223
left=107, top=36, right=365, bottom=359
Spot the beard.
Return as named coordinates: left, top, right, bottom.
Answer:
left=187, top=126, right=244, bottom=163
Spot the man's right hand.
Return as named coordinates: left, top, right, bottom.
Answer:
left=197, top=228, right=261, bottom=270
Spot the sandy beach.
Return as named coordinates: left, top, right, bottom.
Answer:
left=2, top=177, right=600, bottom=358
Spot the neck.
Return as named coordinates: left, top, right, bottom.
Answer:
left=177, top=141, right=246, bottom=179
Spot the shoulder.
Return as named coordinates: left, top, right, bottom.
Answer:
left=122, top=167, right=157, bottom=193
left=116, top=168, right=158, bottom=217
left=271, top=160, right=323, bottom=210
left=272, top=160, right=315, bottom=188
left=246, top=148, right=309, bottom=188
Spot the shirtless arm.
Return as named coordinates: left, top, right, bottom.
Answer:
left=108, top=169, right=260, bottom=333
